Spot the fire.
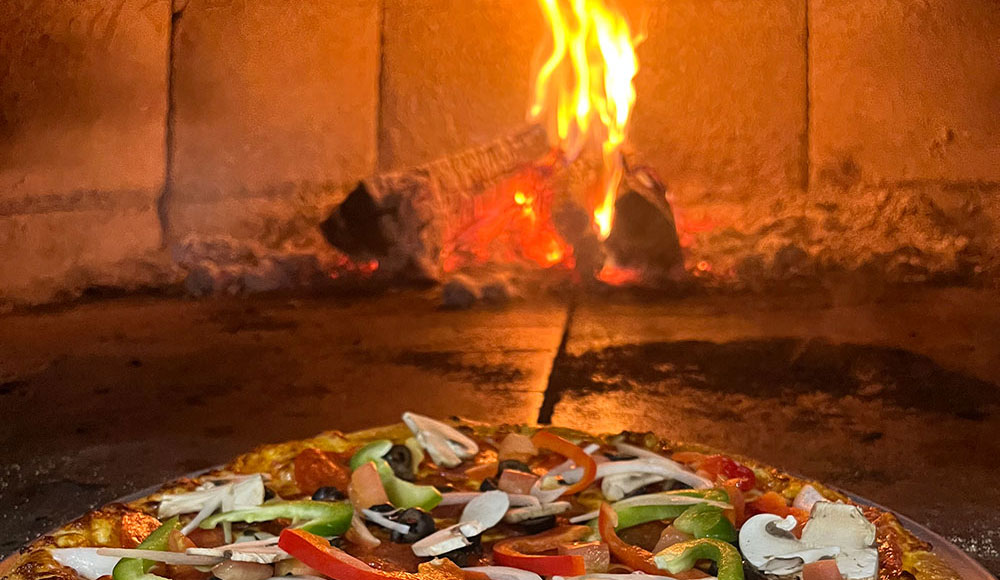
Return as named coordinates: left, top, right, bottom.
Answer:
left=531, top=0, right=640, bottom=240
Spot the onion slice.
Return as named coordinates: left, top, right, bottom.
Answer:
left=612, top=493, right=731, bottom=510
left=95, top=548, right=223, bottom=566
left=49, top=548, right=121, bottom=580
left=362, top=508, right=411, bottom=535
left=437, top=492, right=539, bottom=507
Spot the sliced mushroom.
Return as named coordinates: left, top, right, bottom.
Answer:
left=402, top=412, right=479, bottom=468
left=503, top=501, right=571, bottom=523
left=461, top=490, right=510, bottom=531
left=792, top=485, right=827, bottom=513
left=740, top=502, right=878, bottom=580
left=412, top=523, right=472, bottom=557
left=801, top=502, right=878, bottom=580
left=738, top=514, right=839, bottom=574
left=601, top=473, right=666, bottom=501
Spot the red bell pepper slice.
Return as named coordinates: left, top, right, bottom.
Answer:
left=492, top=525, right=590, bottom=576
left=280, top=528, right=412, bottom=580
left=530, top=431, right=597, bottom=496
left=279, top=528, right=489, bottom=580
left=597, top=504, right=708, bottom=579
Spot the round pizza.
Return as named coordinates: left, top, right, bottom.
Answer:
left=0, top=415, right=962, bottom=580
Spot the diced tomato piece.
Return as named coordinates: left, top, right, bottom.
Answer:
left=699, top=455, right=756, bottom=491
left=558, top=541, right=610, bottom=573
left=119, top=512, right=163, bottom=548
left=497, top=469, right=538, bottom=495
left=349, top=461, right=389, bottom=509
left=294, top=448, right=351, bottom=495
left=803, top=560, right=843, bottom=580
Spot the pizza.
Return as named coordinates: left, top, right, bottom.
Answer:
left=0, top=414, right=962, bottom=580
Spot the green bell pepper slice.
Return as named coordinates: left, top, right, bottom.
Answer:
left=672, top=503, right=737, bottom=542
left=349, top=439, right=394, bottom=471
left=613, top=489, right=730, bottom=530
left=371, top=459, right=442, bottom=511
left=112, top=517, right=180, bottom=580
left=200, top=500, right=352, bottom=537
left=653, top=538, right=744, bottom=580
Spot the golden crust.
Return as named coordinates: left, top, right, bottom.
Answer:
left=2, top=420, right=964, bottom=580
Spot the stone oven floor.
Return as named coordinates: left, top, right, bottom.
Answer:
left=1, top=288, right=999, bottom=574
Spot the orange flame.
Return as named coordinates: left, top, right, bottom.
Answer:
left=531, top=0, right=640, bottom=240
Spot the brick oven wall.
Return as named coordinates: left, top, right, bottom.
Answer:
left=1, top=0, right=999, bottom=305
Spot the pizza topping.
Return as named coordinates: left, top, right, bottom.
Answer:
left=570, top=490, right=732, bottom=528
left=361, top=508, right=413, bottom=536
left=596, top=503, right=666, bottom=575
left=210, top=560, right=273, bottom=580
left=385, top=445, right=418, bottom=481
left=460, top=490, right=510, bottom=532
left=412, top=524, right=474, bottom=557
left=347, top=512, right=382, bottom=549
left=158, top=476, right=266, bottom=522
left=295, top=450, right=352, bottom=496
left=672, top=503, right=737, bottom=543
left=529, top=432, right=598, bottom=498
left=311, top=487, right=348, bottom=502
left=402, top=413, right=480, bottom=468
left=556, top=542, right=611, bottom=574
left=497, top=470, right=539, bottom=495
left=371, top=460, right=444, bottom=511
left=503, top=501, right=572, bottom=524
left=351, top=441, right=396, bottom=470
left=389, top=508, right=438, bottom=543
left=739, top=502, right=878, bottom=580
left=351, top=462, right=391, bottom=509
left=460, top=566, right=542, bottom=580
left=492, top=525, right=591, bottom=576
left=652, top=538, right=745, bottom=580
left=588, top=460, right=713, bottom=492
left=49, top=548, right=122, bottom=580
left=601, top=473, right=666, bottom=501
left=437, top=492, right=540, bottom=508
left=200, top=501, right=353, bottom=538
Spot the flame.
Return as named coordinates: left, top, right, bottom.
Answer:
left=531, top=0, right=640, bottom=240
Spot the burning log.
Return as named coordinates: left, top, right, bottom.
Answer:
left=320, top=124, right=551, bottom=280
left=601, top=165, right=684, bottom=283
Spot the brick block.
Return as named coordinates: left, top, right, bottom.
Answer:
left=811, top=0, right=1000, bottom=185
left=0, top=0, right=172, bottom=304
left=168, top=0, right=379, bottom=239
left=379, top=0, right=545, bottom=170
left=630, top=0, right=808, bottom=200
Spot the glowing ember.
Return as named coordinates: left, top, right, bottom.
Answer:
left=596, top=263, right=642, bottom=286
left=440, top=167, right=573, bottom=273
left=530, top=0, right=640, bottom=240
